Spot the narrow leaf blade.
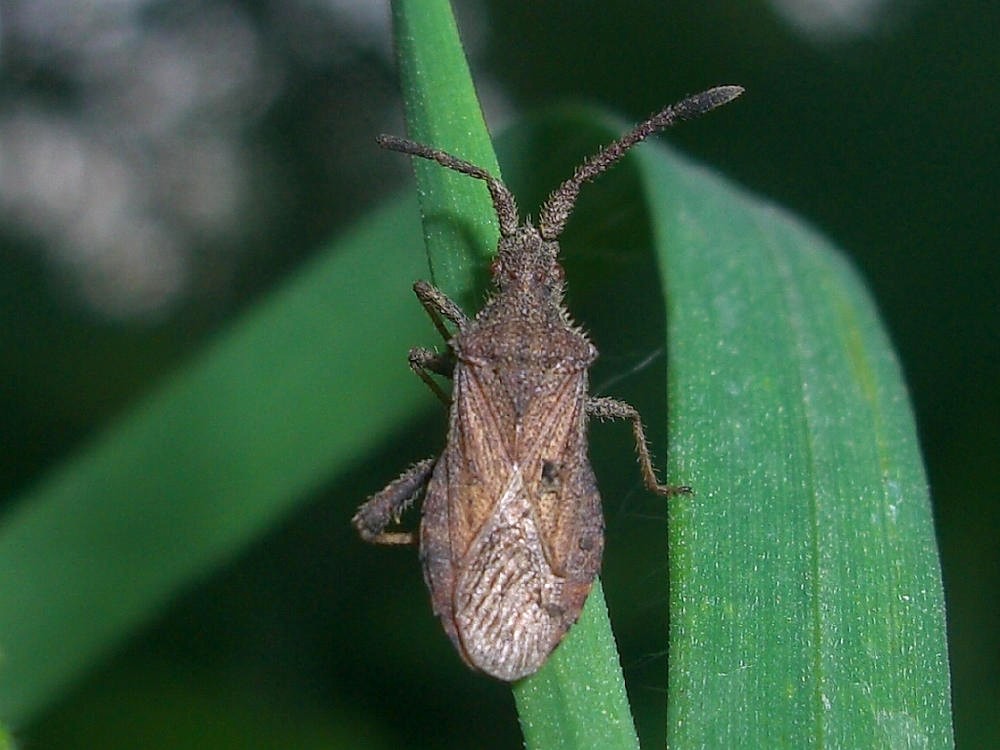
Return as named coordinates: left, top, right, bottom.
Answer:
left=514, top=583, right=641, bottom=750
left=389, top=0, right=499, bottom=300
left=386, top=2, right=641, bottom=747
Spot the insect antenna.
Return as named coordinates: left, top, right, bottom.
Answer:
left=376, top=134, right=520, bottom=237
left=537, top=85, right=744, bottom=241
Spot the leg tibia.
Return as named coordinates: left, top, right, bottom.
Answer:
left=586, top=396, right=692, bottom=497
left=352, top=457, right=436, bottom=545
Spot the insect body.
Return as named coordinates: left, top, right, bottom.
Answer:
left=353, top=85, right=743, bottom=681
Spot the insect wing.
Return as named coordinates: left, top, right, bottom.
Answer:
left=420, top=358, right=602, bottom=680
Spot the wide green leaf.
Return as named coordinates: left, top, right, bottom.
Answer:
left=492, top=108, right=952, bottom=746
left=641, top=148, right=954, bottom=746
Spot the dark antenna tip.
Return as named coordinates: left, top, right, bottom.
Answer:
left=703, top=85, right=746, bottom=107
left=538, top=84, right=745, bottom=240
left=687, top=85, right=745, bottom=116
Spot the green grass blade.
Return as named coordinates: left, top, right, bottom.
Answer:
left=387, top=1, right=640, bottom=747
left=634, top=147, right=954, bottom=747
left=389, top=0, right=499, bottom=302
left=0, top=196, right=430, bottom=726
left=513, top=582, right=641, bottom=750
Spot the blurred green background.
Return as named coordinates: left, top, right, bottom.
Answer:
left=1, top=0, right=994, bottom=747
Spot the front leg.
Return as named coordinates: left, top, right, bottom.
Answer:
left=414, top=280, right=468, bottom=342
left=409, top=281, right=467, bottom=404
left=352, top=457, right=437, bottom=545
left=409, top=347, right=453, bottom=405
left=586, top=396, right=692, bottom=497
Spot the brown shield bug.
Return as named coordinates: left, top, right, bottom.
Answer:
left=352, top=85, right=744, bottom=681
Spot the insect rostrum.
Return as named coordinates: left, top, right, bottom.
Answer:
left=353, top=85, right=744, bottom=681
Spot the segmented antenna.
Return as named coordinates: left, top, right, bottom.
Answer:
left=538, top=85, right=744, bottom=240
left=376, top=134, right=520, bottom=238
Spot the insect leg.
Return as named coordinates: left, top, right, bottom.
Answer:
left=352, top=457, right=437, bottom=545
left=408, top=280, right=465, bottom=404
left=409, top=347, right=452, bottom=405
left=414, top=280, right=468, bottom=341
left=586, top=396, right=692, bottom=496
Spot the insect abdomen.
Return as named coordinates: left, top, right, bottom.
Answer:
left=452, top=468, right=571, bottom=680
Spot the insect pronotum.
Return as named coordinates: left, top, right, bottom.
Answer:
left=353, top=85, right=744, bottom=681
